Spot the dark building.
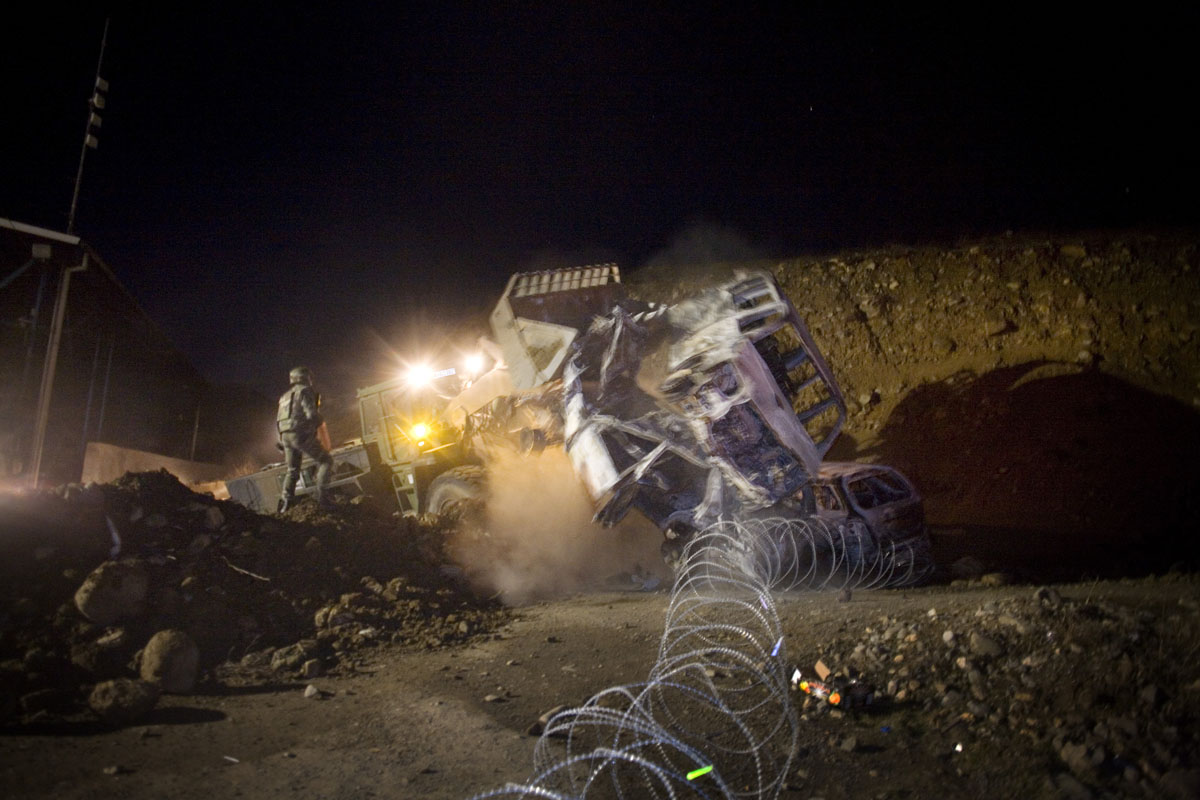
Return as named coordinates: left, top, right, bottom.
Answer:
left=1, top=217, right=208, bottom=487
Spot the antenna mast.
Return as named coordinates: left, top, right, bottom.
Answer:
left=67, top=18, right=110, bottom=235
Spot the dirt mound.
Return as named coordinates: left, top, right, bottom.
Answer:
left=631, top=229, right=1200, bottom=578
left=0, top=470, right=509, bottom=727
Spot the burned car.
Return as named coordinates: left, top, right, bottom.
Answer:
left=811, top=462, right=933, bottom=578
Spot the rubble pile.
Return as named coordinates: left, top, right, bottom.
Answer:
left=784, top=579, right=1200, bottom=797
left=0, top=470, right=508, bottom=727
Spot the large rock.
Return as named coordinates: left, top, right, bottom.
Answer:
left=140, top=630, right=200, bottom=693
left=74, top=561, right=149, bottom=625
left=88, top=679, right=160, bottom=725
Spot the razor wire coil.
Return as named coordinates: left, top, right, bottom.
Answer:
left=469, top=516, right=932, bottom=799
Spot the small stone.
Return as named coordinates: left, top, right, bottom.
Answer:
left=186, top=534, right=212, bottom=556
left=983, top=318, right=1009, bottom=337
left=1035, top=586, right=1063, bottom=608
left=204, top=506, right=225, bottom=530
left=303, top=684, right=321, bottom=699
left=839, top=735, right=858, bottom=752
left=837, top=587, right=852, bottom=603
left=997, top=615, right=1029, bottom=635
left=483, top=693, right=504, bottom=703
left=1139, top=684, right=1165, bottom=707
left=942, top=630, right=956, bottom=645
left=301, top=659, right=323, bottom=679
left=1054, top=772, right=1094, bottom=799
left=1060, top=244, right=1088, bottom=261
left=969, top=632, right=1003, bottom=658
left=1060, top=742, right=1092, bottom=776
left=979, top=572, right=1010, bottom=587
left=102, top=765, right=127, bottom=776
left=931, top=336, right=955, bottom=356
left=527, top=704, right=570, bottom=737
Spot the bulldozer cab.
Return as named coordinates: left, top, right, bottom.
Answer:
left=357, top=373, right=463, bottom=466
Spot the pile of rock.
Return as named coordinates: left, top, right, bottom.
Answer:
left=790, top=578, right=1200, bottom=798
left=0, top=470, right=508, bottom=727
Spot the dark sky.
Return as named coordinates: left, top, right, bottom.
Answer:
left=3, top=4, right=1196, bottom=400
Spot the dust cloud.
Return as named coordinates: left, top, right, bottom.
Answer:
left=449, top=448, right=669, bottom=604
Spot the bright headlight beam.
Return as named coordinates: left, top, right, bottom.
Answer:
left=406, top=364, right=434, bottom=388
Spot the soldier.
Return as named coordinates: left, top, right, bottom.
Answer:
left=276, top=366, right=334, bottom=511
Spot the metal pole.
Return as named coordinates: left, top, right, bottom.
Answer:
left=21, top=264, right=50, bottom=403
left=189, top=400, right=201, bottom=461
left=67, top=18, right=110, bottom=235
left=95, top=334, right=115, bottom=440
left=30, top=254, right=89, bottom=488
left=81, top=336, right=103, bottom=456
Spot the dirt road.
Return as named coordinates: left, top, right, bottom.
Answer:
left=5, top=576, right=1197, bottom=800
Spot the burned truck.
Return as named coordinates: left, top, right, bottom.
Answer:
left=229, top=265, right=931, bottom=578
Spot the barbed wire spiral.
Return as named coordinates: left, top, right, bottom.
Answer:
left=469, top=517, right=932, bottom=799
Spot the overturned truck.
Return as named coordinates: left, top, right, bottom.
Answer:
left=453, top=265, right=930, bottom=580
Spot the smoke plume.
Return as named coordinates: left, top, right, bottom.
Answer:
left=449, top=449, right=669, bottom=604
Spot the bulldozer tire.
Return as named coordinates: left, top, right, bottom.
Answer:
left=426, top=465, right=485, bottom=517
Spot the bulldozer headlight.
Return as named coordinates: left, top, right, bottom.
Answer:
left=463, top=352, right=485, bottom=376
left=405, top=364, right=434, bottom=388
left=411, top=423, right=429, bottom=440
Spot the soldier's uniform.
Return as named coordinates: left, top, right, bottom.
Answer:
left=277, top=366, right=333, bottom=511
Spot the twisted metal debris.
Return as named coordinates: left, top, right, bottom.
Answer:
left=470, top=517, right=931, bottom=799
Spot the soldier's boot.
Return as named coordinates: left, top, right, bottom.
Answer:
left=314, top=457, right=334, bottom=510
left=280, top=468, right=300, bottom=514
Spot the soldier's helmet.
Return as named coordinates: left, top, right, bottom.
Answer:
left=289, top=366, right=313, bottom=385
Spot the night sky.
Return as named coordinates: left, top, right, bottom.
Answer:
left=3, top=4, right=1196, bottom=401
